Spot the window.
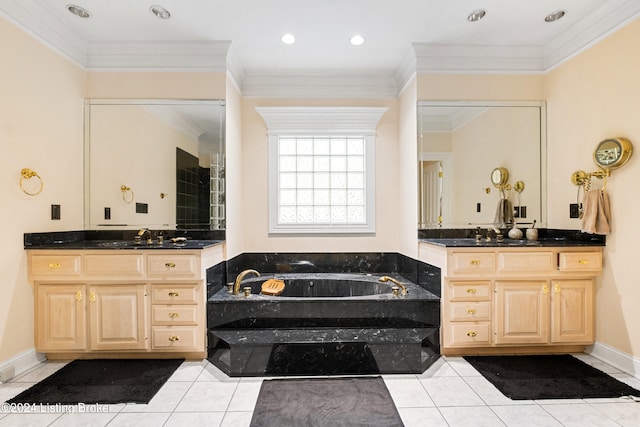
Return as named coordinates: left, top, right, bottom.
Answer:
left=256, top=107, right=388, bottom=234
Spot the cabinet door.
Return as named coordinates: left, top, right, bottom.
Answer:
left=36, top=284, right=87, bottom=351
left=494, top=280, right=549, bottom=344
left=89, top=285, right=148, bottom=350
left=551, top=279, right=594, bottom=344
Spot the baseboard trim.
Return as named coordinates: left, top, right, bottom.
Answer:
left=587, top=341, right=640, bottom=379
left=0, top=349, right=46, bottom=383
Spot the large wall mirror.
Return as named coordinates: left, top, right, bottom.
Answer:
left=84, top=99, right=225, bottom=232
left=418, top=101, right=546, bottom=229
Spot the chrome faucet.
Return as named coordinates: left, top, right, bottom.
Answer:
left=486, top=227, right=503, bottom=242
left=137, top=228, right=152, bottom=244
left=379, top=276, right=407, bottom=295
left=233, top=269, right=260, bottom=295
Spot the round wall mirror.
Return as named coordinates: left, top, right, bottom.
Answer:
left=593, top=137, right=633, bottom=170
left=491, top=167, right=509, bottom=187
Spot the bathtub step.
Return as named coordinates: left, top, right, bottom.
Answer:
left=208, top=327, right=439, bottom=376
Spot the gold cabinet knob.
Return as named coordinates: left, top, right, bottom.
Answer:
left=554, top=283, right=561, bottom=294
left=168, top=312, right=179, bottom=319
left=168, top=336, right=180, bottom=342
left=466, top=288, right=477, bottom=294
left=543, top=284, right=549, bottom=295
left=89, top=291, right=96, bottom=302
left=466, top=331, right=477, bottom=337
left=168, top=291, right=179, bottom=297
left=578, top=259, right=589, bottom=265
left=470, top=260, right=481, bottom=265
left=165, top=262, right=176, bottom=268
left=48, top=263, right=61, bottom=268
left=75, top=290, right=82, bottom=301
left=467, top=309, right=477, bottom=315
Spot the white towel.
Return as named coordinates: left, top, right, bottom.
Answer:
left=581, top=189, right=611, bottom=234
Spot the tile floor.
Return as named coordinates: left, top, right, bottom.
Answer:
left=1, top=353, right=639, bottom=426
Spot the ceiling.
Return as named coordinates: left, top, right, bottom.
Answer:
left=1, top=0, right=639, bottom=96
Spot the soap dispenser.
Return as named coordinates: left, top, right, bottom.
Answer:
left=508, top=222, right=523, bottom=240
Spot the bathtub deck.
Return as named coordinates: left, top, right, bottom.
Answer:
left=208, top=327, right=440, bottom=376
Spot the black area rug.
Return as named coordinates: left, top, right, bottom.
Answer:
left=8, top=359, right=183, bottom=405
left=250, top=376, right=404, bottom=427
left=465, top=354, right=640, bottom=400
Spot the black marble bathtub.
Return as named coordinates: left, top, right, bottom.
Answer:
left=207, top=273, right=440, bottom=376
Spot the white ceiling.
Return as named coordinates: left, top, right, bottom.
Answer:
left=1, top=0, right=639, bottom=96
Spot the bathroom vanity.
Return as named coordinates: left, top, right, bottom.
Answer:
left=26, top=241, right=224, bottom=360
left=419, top=238, right=603, bottom=356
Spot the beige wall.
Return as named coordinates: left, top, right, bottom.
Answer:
left=398, top=78, right=418, bottom=258
left=0, top=17, right=87, bottom=362
left=224, top=78, right=243, bottom=260
left=545, top=18, right=640, bottom=356
left=240, top=98, right=400, bottom=253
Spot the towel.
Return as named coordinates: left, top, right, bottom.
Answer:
left=493, top=198, right=514, bottom=228
left=581, top=189, right=611, bottom=234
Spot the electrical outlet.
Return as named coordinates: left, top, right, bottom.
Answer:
left=476, top=202, right=481, bottom=213
left=51, top=204, right=61, bottom=220
left=520, top=206, right=527, bottom=218
left=513, top=207, right=520, bottom=218
left=104, top=207, right=111, bottom=220
left=570, top=203, right=580, bottom=218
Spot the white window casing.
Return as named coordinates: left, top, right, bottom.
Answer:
left=256, top=107, right=388, bottom=234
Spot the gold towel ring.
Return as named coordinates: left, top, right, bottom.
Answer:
left=121, top=185, right=134, bottom=204
left=20, top=168, right=44, bottom=196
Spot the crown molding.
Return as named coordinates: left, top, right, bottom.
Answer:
left=255, top=106, right=389, bottom=134
left=544, top=0, right=640, bottom=70
left=84, top=40, right=231, bottom=71
left=412, top=43, right=546, bottom=74
left=242, top=72, right=398, bottom=98
left=0, top=2, right=87, bottom=67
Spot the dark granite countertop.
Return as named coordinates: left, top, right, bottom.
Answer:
left=419, top=237, right=605, bottom=248
left=24, top=239, right=223, bottom=250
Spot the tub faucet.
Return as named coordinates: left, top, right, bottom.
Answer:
left=379, top=276, right=407, bottom=295
left=234, top=269, right=260, bottom=295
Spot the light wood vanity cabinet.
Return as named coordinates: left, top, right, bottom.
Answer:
left=28, top=246, right=223, bottom=359
left=419, top=243, right=602, bottom=355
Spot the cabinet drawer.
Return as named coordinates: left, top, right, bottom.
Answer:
left=449, top=281, right=491, bottom=301
left=152, top=326, right=201, bottom=350
left=450, top=252, right=495, bottom=275
left=448, top=322, right=491, bottom=346
left=148, top=255, right=198, bottom=277
left=558, top=252, right=602, bottom=273
left=152, top=306, right=198, bottom=325
left=31, top=255, right=81, bottom=276
left=449, top=301, right=491, bottom=321
left=498, top=252, right=554, bottom=272
left=85, top=254, right=144, bottom=276
left=152, top=284, right=200, bottom=304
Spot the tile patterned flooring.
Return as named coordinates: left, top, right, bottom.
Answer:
left=1, top=353, right=639, bottom=426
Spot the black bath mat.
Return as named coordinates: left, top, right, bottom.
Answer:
left=465, top=354, right=640, bottom=400
left=8, top=359, right=183, bottom=405
left=250, top=376, right=404, bottom=427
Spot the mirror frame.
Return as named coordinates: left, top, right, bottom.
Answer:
left=593, top=137, right=633, bottom=170
left=83, top=98, right=226, bottom=231
left=417, top=100, right=547, bottom=230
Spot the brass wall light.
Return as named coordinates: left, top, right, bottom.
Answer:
left=20, top=168, right=44, bottom=196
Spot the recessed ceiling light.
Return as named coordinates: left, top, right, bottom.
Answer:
left=545, top=10, right=566, bottom=22
left=350, top=35, right=365, bottom=46
left=281, top=33, right=296, bottom=45
left=467, top=9, right=486, bottom=22
left=67, top=5, right=90, bottom=18
left=150, top=5, right=171, bottom=19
